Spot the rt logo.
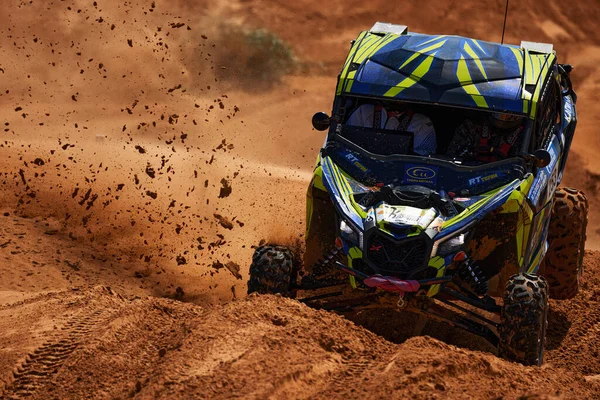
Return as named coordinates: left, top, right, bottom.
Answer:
left=469, top=173, right=498, bottom=186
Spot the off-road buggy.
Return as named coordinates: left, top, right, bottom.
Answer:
left=247, top=22, right=587, bottom=366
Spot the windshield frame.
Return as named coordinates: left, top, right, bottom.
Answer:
left=333, top=95, right=535, bottom=159
left=327, top=123, right=528, bottom=173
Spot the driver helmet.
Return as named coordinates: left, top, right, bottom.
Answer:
left=491, top=112, right=522, bottom=130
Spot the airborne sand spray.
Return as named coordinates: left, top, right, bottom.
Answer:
left=0, top=0, right=310, bottom=302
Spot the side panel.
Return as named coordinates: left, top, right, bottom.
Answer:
left=527, top=136, right=561, bottom=210
left=523, top=130, right=563, bottom=272
left=558, top=92, right=577, bottom=181
left=304, top=161, right=338, bottom=271
left=524, top=202, right=552, bottom=274
left=467, top=177, right=534, bottom=292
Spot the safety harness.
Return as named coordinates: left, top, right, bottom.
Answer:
left=474, top=120, right=522, bottom=162
left=395, top=109, right=415, bottom=132
left=373, top=105, right=414, bottom=130
left=374, top=104, right=383, bottom=129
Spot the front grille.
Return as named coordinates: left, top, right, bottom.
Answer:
left=367, top=234, right=428, bottom=277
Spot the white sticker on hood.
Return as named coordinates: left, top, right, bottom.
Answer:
left=375, top=205, right=437, bottom=229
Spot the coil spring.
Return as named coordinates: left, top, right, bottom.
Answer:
left=312, top=245, right=343, bottom=276
left=457, top=258, right=489, bottom=296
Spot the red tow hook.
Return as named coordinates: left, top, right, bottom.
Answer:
left=362, top=276, right=420, bottom=295
left=333, top=261, right=453, bottom=296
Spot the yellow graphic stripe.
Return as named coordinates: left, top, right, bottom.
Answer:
left=500, top=189, right=533, bottom=267
left=520, top=173, right=534, bottom=194
left=499, top=175, right=533, bottom=213
left=416, top=35, right=447, bottom=48
left=510, top=47, right=524, bottom=74
left=347, top=247, right=363, bottom=289
left=442, top=182, right=514, bottom=228
left=500, top=175, right=534, bottom=268
left=527, top=240, right=545, bottom=273
left=327, top=158, right=349, bottom=197
left=426, top=257, right=446, bottom=297
left=399, top=39, right=446, bottom=69
left=471, top=39, right=486, bottom=55
left=353, top=34, right=386, bottom=63
left=521, top=49, right=534, bottom=114
left=337, top=169, right=368, bottom=219
left=313, top=152, right=322, bottom=169
left=456, top=55, right=488, bottom=108
left=463, top=42, right=487, bottom=80
left=356, top=34, right=398, bottom=63
left=384, top=53, right=436, bottom=97
left=325, top=157, right=367, bottom=218
left=399, top=51, right=422, bottom=70
left=336, top=31, right=368, bottom=95
left=524, top=50, right=537, bottom=85
left=312, top=166, right=327, bottom=192
left=529, top=52, right=556, bottom=117
left=416, top=39, right=446, bottom=55
left=340, top=33, right=399, bottom=94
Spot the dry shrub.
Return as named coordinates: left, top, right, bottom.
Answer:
left=212, top=23, right=299, bottom=90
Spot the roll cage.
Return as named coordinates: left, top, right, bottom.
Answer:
left=327, top=94, right=537, bottom=169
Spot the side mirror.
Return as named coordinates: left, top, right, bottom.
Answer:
left=312, top=112, right=331, bottom=131
left=533, top=149, right=551, bottom=168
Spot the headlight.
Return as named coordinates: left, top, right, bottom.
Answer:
left=432, top=231, right=469, bottom=257
left=340, top=220, right=363, bottom=249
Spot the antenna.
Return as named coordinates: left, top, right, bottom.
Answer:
left=501, top=0, right=510, bottom=44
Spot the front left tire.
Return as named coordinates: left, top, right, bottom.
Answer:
left=498, top=273, right=549, bottom=366
left=247, top=245, right=296, bottom=297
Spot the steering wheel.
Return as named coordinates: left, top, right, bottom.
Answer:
left=459, top=145, right=505, bottom=163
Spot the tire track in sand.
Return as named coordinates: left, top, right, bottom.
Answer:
left=1, top=308, right=113, bottom=399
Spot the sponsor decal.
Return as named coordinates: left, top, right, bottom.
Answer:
left=529, top=171, right=548, bottom=205
left=403, top=164, right=438, bottom=185
left=344, top=152, right=368, bottom=173
left=548, top=143, right=557, bottom=162
left=376, top=204, right=437, bottom=228
left=546, top=167, right=559, bottom=203
left=530, top=141, right=560, bottom=205
left=428, top=216, right=444, bottom=233
left=468, top=173, right=499, bottom=186
left=564, top=97, right=573, bottom=122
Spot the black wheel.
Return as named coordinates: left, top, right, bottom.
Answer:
left=540, top=187, right=588, bottom=299
left=498, top=273, right=549, bottom=366
left=247, top=245, right=296, bottom=297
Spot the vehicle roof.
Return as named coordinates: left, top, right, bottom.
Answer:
left=336, top=27, right=556, bottom=119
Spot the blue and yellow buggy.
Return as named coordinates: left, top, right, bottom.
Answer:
left=248, top=22, right=587, bottom=366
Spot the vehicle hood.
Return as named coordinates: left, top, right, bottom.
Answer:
left=319, top=154, right=530, bottom=241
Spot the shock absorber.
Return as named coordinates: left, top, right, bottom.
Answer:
left=300, top=243, right=346, bottom=288
left=312, top=243, right=343, bottom=277
left=454, top=254, right=488, bottom=296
